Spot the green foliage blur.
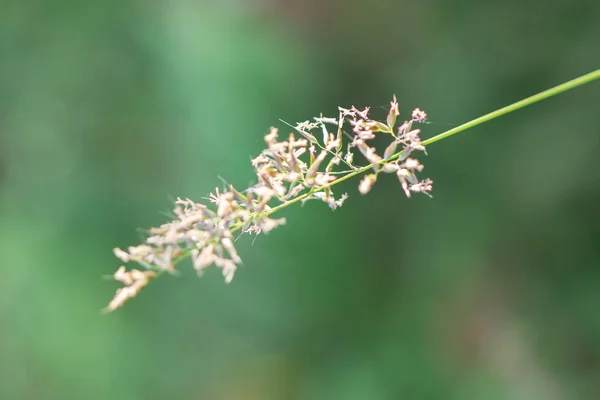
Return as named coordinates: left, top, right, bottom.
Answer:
left=1, top=1, right=600, bottom=399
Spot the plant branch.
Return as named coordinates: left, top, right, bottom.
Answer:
left=265, top=69, right=600, bottom=216
left=422, top=69, right=600, bottom=146
left=106, top=69, right=600, bottom=311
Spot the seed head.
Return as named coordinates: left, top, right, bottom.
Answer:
left=105, top=96, right=433, bottom=311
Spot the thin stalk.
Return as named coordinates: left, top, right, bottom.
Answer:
left=422, top=69, right=600, bottom=146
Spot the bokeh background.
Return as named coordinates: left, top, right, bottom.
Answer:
left=1, top=1, right=600, bottom=399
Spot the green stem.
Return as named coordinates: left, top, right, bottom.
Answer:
left=422, top=69, right=600, bottom=146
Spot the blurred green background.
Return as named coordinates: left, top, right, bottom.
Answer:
left=1, top=1, right=600, bottom=399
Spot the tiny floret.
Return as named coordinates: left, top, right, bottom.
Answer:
left=412, top=108, right=427, bottom=122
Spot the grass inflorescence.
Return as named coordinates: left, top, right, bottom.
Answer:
left=105, top=69, right=600, bottom=312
